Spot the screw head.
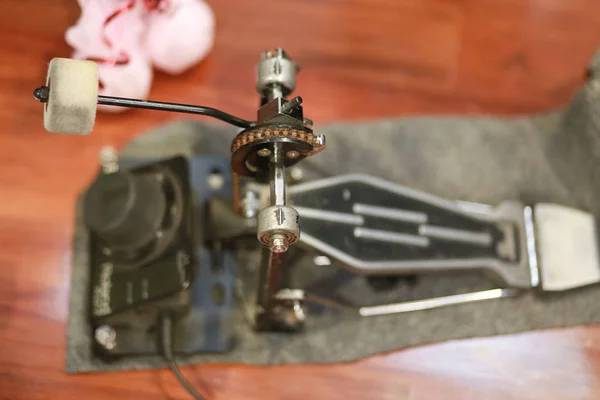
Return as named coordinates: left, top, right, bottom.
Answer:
left=286, top=151, right=300, bottom=159
left=313, top=255, right=332, bottom=266
left=95, top=325, right=116, bottom=350
left=33, top=86, right=49, bottom=102
left=99, top=146, right=119, bottom=174
left=257, top=148, right=272, bottom=157
left=273, top=300, right=306, bottom=330
left=207, top=170, right=225, bottom=190
left=269, top=235, right=289, bottom=253
left=290, top=167, right=303, bottom=181
left=261, top=51, right=274, bottom=60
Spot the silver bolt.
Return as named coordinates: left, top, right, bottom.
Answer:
left=95, top=325, right=116, bottom=350
left=286, top=151, right=300, bottom=159
left=343, top=189, right=351, bottom=201
left=99, top=146, right=119, bottom=174
left=257, top=148, right=271, bottom=157
left=207, top=170, right=224, bottom=190
left=102, top=247, right=112, bottom=256
left=315, top=134, right=326, bottom=146
left=313, top=255, right=332, bottom=266
left=275, top=288, right=305, bottom=301
left=156, top=230, right=164, bottom=239
left=261, top=51, right=274, bottom=61
left=273, top=300, right=306, bottom=330
left=290, top=167, right=303, bottom=181
left=291, top=301, right=306, bottom=323
left=269, top=234, right=289, bottom=253
left=281, top=96, right=303, bottom=114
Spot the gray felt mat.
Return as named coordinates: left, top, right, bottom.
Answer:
left=66, top=51, right=600, bottom=373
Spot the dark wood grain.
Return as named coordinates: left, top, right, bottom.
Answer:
left=2, top=0, right=600, bottom=398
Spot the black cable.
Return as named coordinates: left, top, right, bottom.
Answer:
left=160, top=312, right=206, bottom=400
left=97, top=95, right=255, bottom=129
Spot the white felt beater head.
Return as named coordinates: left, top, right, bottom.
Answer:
left=43, top=58, right=99, bottom=135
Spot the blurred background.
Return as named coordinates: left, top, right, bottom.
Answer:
left=2, top=1, right=600, bottom=399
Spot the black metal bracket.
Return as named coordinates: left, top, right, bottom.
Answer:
left=89, top=155, right=237, bottom=357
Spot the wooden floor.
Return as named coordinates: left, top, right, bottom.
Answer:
left=2, top=0, right=600, bottom=398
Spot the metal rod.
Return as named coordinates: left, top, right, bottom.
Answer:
left=281, top=96, right=303, bottom=114
left=359, top=288, right=519, bottom=317
left=264, top=86, right=284, bottom=102
left=418, top=224, right=493, bottom=247
left=255, top=144, right=289, bottom=328
left=270, top=143, right=286, bottom=206
left=256, top=247, right=282, bottom=326
left=304, top=293, right=353, bottom=310
left=352, top=203, right=428, bottom=224
left=96, top=95, right=254, bottom=128
left=34, top=85, right=254, bottom=128
left=293, top=206, right=364, bottom=225
left=354, top=227, right=430, bottom=247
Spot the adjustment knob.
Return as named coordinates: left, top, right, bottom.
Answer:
left=83, top=171, right=166, bottom=250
